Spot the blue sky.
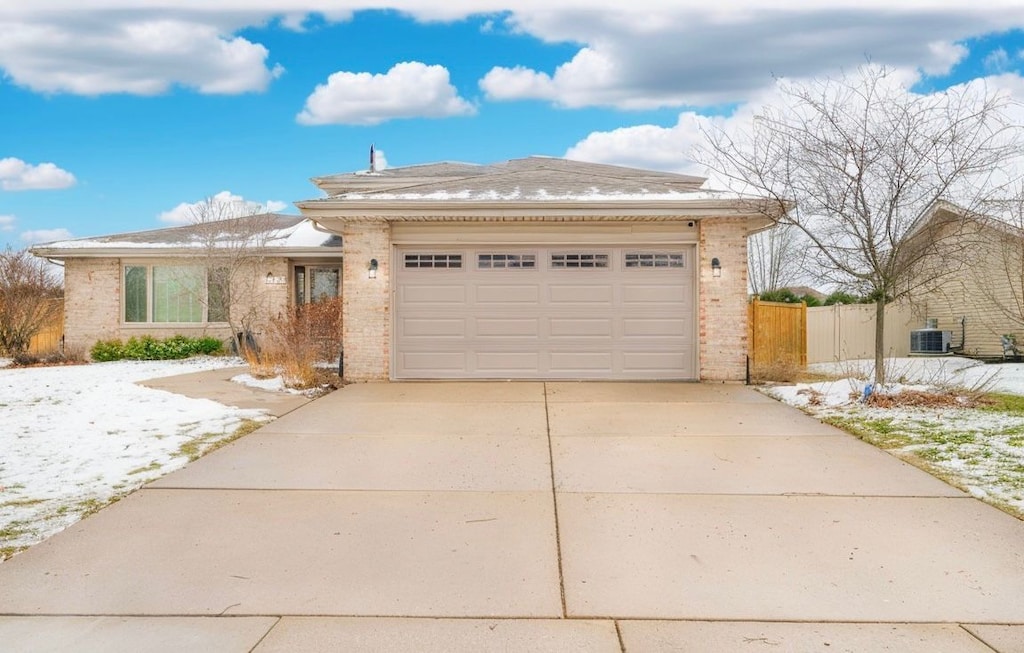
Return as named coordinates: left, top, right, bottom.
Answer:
left=2, top=2, right=1024, bottom=249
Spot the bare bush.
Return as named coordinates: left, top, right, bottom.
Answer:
left=0, top=247, right=63, bottom=356
left=248, top=298, right=342, bottom=389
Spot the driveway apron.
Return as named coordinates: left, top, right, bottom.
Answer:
left=1, top=381, right=1023, bottom=652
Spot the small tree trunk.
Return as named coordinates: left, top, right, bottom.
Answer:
left=874, top=297, right=886, bottom=386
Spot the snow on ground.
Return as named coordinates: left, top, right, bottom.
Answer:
left=0, top=357, right=272, bottom=557
left=763, top=357, right=1024, bottom=516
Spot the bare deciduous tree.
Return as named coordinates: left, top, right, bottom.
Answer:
left=699, top=65, right=1021, bottom=383
left=183, top=196, right=279, bottom=355
left=0, top=247, right=63, bottom=356
left=747, top=223, right=808, bottom=295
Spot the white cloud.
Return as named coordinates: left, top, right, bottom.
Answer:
left=923, top=40, right=970, bottom=75
left=0, top=15, right=283, bottom=95
left=0, top=215, right=15, bottom=231
left=0, top=3, right=1021, bottom=106
left=480, top=65, right=558, bottom=102
left=984, top=48, right=1011, bottom=74
left=0, top=158, right=76, bottom=191
left=297, top=61, right=476, bottom=126
left=481, top=5, right=1016, bottom=109
left=159, top=190, right=288, bottom=225
left=21, top=228, right=73, bottom=244
left=567, top=69, right=1024, bottom=190
left=565, top=113, right=721, bottom=176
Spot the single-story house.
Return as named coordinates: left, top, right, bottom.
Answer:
left=30, top=215, right=343, bottom=350
left=32, top=156, right=786, bottom=381
left=904, top=198, right=1024, bottom=358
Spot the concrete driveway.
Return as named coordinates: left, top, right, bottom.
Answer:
left=2, top=381, right=1023, bottom=652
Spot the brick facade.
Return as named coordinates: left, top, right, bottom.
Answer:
left=340, top=222, right=391, bottom=380
left=698, top=218, right=752, bottom=382
left=334, top=217, right=753, bottom=382
left=63, top=258, right=123, bottom=353
left=62, top=257, right=294, bottom=357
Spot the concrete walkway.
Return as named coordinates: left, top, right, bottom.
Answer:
left=1, top=381, right=1024, bottom=652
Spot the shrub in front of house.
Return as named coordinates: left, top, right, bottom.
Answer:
left=247, top=297, right=342, bottom=389
left=90, top=335, right=223, bottom=361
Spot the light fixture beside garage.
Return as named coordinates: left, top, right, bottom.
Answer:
left=711, top=257, right=721, bottom=277
left=368, top=258, right=379, bottom=279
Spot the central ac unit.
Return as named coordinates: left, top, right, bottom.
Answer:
left=910, top=329, right=951, bottom=354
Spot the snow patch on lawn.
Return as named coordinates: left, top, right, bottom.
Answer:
left=0, top=357, right=271, bottom=556
left=763, top=357, right=1024, bottom=516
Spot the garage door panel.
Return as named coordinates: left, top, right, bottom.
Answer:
left=402, top=285, right=466, bottom=304
left=399, top=351, right=468, bottom=372
left=549, top=351, right=615, bottom=372
left=622, top=284, right=690, bottom=304
left=549, top=318, right=613, bottom=337
left=623, top=317, right=692, bottom=338
left=475, top=317, right=540, bottom=337
left=400, top=317, right=467, bottom=338
left=474, top=284, right=541, bottom=304
left=622, top=350, right=694, bottom=372
left=395, top=245, right=696, bottom=380
left=548, top=284, right=613, bottom=304
left=475, top=352, right=542, bottom=372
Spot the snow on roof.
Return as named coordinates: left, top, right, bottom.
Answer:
left=331, top=188, right=750, bottom=202
left=33, top=215, right=340, bottom=252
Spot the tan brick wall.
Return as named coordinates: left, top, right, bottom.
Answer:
left=63, top=258, right=122, bottom=353
left=341, top=223, right=391, bottom=380
left=699, top=218, right=751, bottom=382
left=62, top=257, right=292, bottom=357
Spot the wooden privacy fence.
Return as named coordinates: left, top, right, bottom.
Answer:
left=0, top=299, right=65, bottom=356
left=748, top=298, right=807, bottom=369
left=749, top=299, right=917, bottom=369
left=29, top=308, right=64, bottom=355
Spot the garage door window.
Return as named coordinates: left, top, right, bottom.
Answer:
left=625, top=252, right=685, bottom=268
left=405, top=254, right=462, bottom=269
left=551, top=253, right=609, bottom=268
left=478, top=253, right=536, bottom=269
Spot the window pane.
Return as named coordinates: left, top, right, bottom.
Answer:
left=477, top=253, right=536, bottom=269
left=152, top=266, right=203, bottom=323
left=124, top=266, right=147, bottom=322
left=625, top=252, right=686, bottom=268
left=551, top=253, right=609, bottom=268
left=310, top=267, right=340, bottom=302
left=404, top=254, right=462, bottom=269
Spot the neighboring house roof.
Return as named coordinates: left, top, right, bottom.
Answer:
left=908, top=198, right=1024, bottom=242
left=781, top=286, right=828, bottom=301
left=300, top=156, right=785, bottom=224
left=30, top=214, right=342, bottom=259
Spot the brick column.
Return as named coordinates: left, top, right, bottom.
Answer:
left=699, top=218, right=750, bottom=382
left=341, top=222, right=391, bottom=381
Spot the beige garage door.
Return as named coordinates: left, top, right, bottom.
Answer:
left=394, top=246, right=696, bottom=380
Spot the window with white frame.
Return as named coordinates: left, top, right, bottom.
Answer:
left=124, top=265, right=227, bottom=323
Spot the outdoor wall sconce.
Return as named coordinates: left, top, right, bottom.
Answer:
left=368, top=258, right=379, bottom=279
left=711, top=257, right=722, bottom=278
